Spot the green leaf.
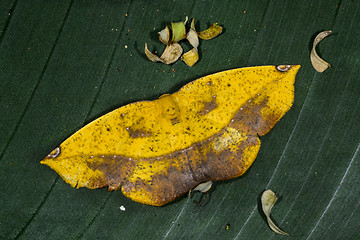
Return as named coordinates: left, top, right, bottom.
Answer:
left=0, top=0, right=359, bottom=239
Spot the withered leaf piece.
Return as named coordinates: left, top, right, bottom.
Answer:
left=41, top=65, right=301, bottom=206
left=261, top=190, right=289, bottom=236
left=188, top=181, right=213, bottom=198
left=181, top=48, right=199, bottom=67
left=310, top=30, right=332, bottom=72
left=197, top=22, right=223, bottom=40
left=188, top=19, right=199, bottom=48
left=158, top=26, right=170, bottom=45
left=147, top=17, right=222, bottom=66
left=193, top=181, right=212, bottom=193
left=145, top=43, right=183, bottom=65
left=182, top=19, right=200, bottom=66
left=188, top=181, right=212, bottom=198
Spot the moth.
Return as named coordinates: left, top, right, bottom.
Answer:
left=41, top=65, right=300, bottom=206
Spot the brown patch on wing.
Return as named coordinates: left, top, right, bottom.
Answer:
left=84, top=91, right=285, bottom=206
left=126, top=127, right=152, bottom=138
left=86, top=155, right=137, bottom=190
left=198, top=95, right=217, bottom=115
left=85, top=91, right=286, bottom=206
left=120, top=125, right=260, bottom=206
left=229, top=95, right=283, bottom=136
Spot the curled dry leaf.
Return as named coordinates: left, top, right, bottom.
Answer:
left=158, top=26, right=170, bottom=45
left=261, top=189, right=289, bottom=236
left=145, top=43, right=183, bottom=65
left=198, top=23, right=223, bottom=40
left=187, top=27, right=199, bottom=48
left=190, top=18, right=196, bottom=31
left=182, top=19, right=200, bottom=66
left=160, top=43, right=183, bottom=64
left=145, top=43, right=162, bottom=63
left=188, top=181, right=212, bottom=198
left=41, top=65, right=300, bottom=206
left=146, top=17, right=222, bottom=66
left=310, top=30, right=332, bottom=72
left=181, top=48, right=199, bottom=67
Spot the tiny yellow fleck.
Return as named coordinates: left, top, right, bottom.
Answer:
left=225, top=223, right=231, bottom=230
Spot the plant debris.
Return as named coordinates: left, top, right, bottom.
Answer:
left=158, top=26, right=170, bottom=44
left=145, top=42, right=183, bottom=64
left=193, top=181, right=213, bottom=193
left=145, top=17, right=222, bottom=67
left=188, top=181, right=212, bottom=198
left=197, top=23, right=223, bottom=40
left=225, top=223, right=231, bottom=230
left=181, top=48, right=199, bottom=67
left=187, top=19, right=199, bottom=48
left=310, top=30, right=332, bottom=72
left=169, top=17, right=188, bottom=43
left=261, top=189, right=289, bottom=236
left=181, top=19, right=200, bottom=66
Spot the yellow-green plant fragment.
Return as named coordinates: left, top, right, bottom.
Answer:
left=198, top=23, right=223, bottom=40
left=170, top=17, right=188, bottom=43
left=181, top=48, right=199, bottom=67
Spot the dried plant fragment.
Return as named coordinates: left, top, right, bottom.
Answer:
left=160, top=43, right=183, bottom=64
left=146, top=17, right=222, bottom=66
left=261, top=189, right=289, bottom=236
left=198, top=23, right=223, bottom=40
left=145, top=43, right=183, bottom=64
left=188, top=181, right=212, bottom=198
left=170, top=17, right=188, bottom=43
left=187, top=27, right=199, bottom=48
left=190, top=18, right=196, bottom=31
left=194, top=181, right=212, bottom=192
left=158, top=26, right=170, bottom=44
left=181, top=48, right=199, bottom=67
left=182, top=19, right=200, bottom=66
left=310, top=30, right=332, bottom=72
left=145, top=43, right=162, bottom=62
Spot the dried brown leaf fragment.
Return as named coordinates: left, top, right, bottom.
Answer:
left=181, top=19, right=200, bottom=67
left=261, top=189, right=289, bottom=236
left=145, top=43, right=183, bottom=64
left=158, top=26, right=170, bottom=45
left=310, top=30, right=332, bottom=72
left=187, top=27, right=199, bottom=48
left=145, top=17, right=222, bottom=66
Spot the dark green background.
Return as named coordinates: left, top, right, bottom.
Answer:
left=1, top=0, right=359, bottom=239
